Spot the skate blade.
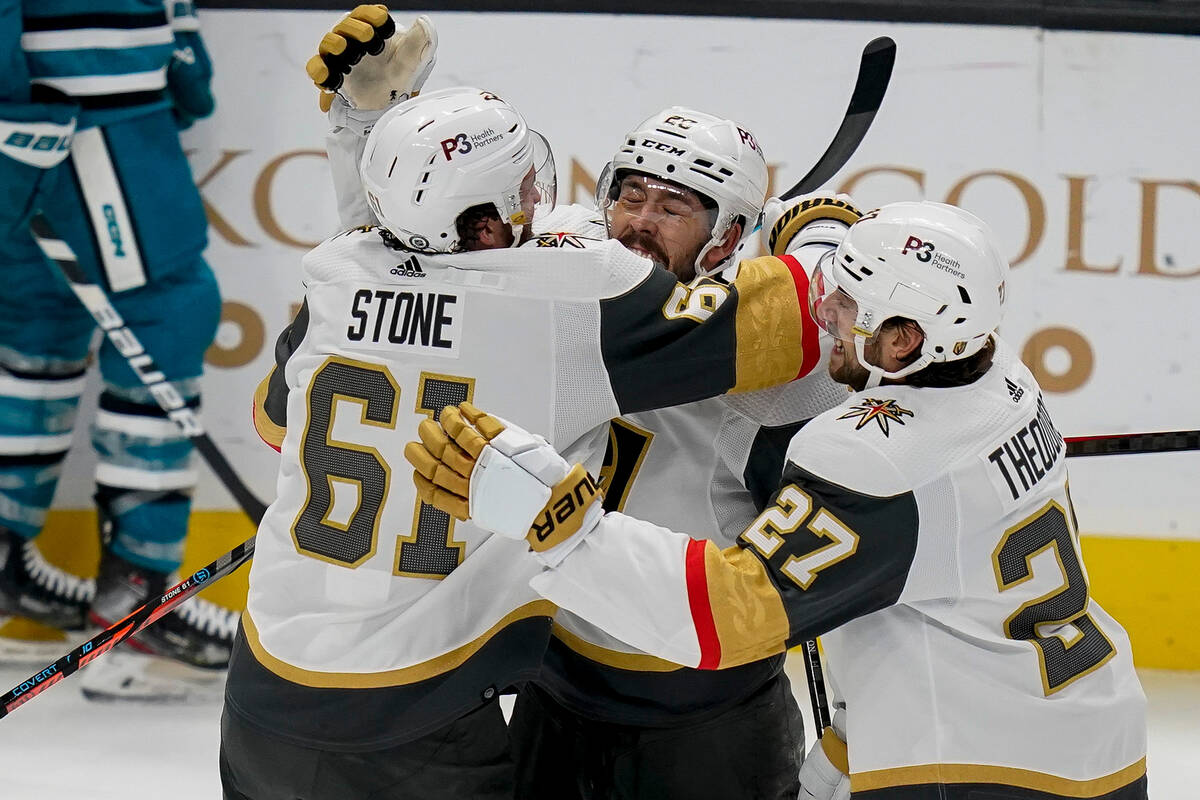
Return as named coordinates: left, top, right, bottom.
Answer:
left=78, top=649, right=226, bottom=704
left=0, top=616, right=91, bottom=668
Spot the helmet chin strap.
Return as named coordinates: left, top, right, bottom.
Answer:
left=692, top=215, right=738, bottom=278
left=507, top=221, right=526, bottom=248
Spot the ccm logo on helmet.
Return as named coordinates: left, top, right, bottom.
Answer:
left=640, top=138, right=686, bottom=156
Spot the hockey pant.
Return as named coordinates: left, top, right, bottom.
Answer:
left=0, top=107, right=219, bottom=574
left=508, top=674, right=805, bottom=800
left=220, top=697, right=515, bottom=800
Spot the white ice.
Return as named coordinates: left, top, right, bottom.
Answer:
left=0, top=657, right=1194, bottom=797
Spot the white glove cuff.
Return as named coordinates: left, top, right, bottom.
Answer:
left=533, top=502, right=604, bottom=568
left=469, top=446, right=552, bottom=540
left=326, top=93, right=388, bottom=137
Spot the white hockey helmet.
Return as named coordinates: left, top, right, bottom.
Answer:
left=810, top=201, right=1009, bottom=388
left=596, top=106, right=769, bottom=275
left=360, top=86, right=556, bottom=252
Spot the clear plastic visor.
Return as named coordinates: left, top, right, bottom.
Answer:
left=808, top=250, right=865, bottom=343
left=509, top=130, right=557, bottom=226
left=600, top=169, right=717, bottom=233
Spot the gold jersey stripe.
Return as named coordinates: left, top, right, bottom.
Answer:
left=821, top=727, right=850, bottom=775
left=703, top=541, right=790, bottom=669
left=730, top=256, right=808, bottom=394
left=850, top=756, right=1146, bottom=797
left=252, top=369, right=286, bottom=449
left=551, top=621, right=683, bottom=673
left=242, top=599, right=555, bottom=688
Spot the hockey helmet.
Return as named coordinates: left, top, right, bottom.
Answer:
left=596, top=106, right=768, bottom=275
left=809, top=201, right=1009, bottom=387
left=360, top=86, right=556, bottom=252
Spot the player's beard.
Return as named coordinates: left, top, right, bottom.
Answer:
left=616, top=231, right=671, bottom=270
left=829, top=337, right=876, bottom=392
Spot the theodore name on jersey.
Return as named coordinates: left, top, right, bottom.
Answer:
left=986, top=392, right=1065, bottom=501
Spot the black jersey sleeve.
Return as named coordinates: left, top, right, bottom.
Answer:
left=599, top=255, right=824, bottom=413
left=252, top=299, right=309, bottom=450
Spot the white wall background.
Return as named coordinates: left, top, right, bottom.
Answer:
left=54, top=11, right=1200, bottom=538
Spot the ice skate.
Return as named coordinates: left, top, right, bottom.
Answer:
left=78, top=549, right=237, bottom=703
left=0, top=528, right=95, bottom=666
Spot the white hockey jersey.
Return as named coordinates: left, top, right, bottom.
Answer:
left=518, top=203, right=852, bottom=723
left=531, top=338, right=1146, bottom=798
left=233, top=222, right=826, bottom=748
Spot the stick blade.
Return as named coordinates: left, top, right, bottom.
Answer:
left=782, top=36, right=897, bottom=199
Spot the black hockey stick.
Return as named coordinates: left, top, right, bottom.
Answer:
left=0, top=535, right=255, bottom=718
left=779, top=35, right=896, bottom=738
left=29, top=214, right=269, bottom=524
left=780, top=36, right=896, bottom=200
left=1064, top=429, right=1200, bottom=457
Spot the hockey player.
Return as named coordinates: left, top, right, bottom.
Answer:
left=304, top=8, right=851, bottom=796
left=220, top=84, right=856, bottom=798
left=410, top=201, right=1149, bottom=800
left=0, top=1, right=236, bottom=701
left=508, top=111, right=856, bottom=799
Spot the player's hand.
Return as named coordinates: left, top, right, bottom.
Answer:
left=761, top=192, right=861, bottom=257
left=307, top=6, right=437, bottom=112
left=167, top=31, right=215, bottom=129
left=0, top=94, right=77, bottom=235
left=798, top=728, right=850, bottom=800
left=404, top=403, right=603, bottom=553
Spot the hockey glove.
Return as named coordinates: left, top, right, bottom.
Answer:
left=167, top=31, right=215, bottom=129
left=0, top=97, right=76, bottom=238
left=762, top=192, right=862, bottom=257
left=405, top=403, right=604, bottom=557
left=307, top=6, right=437, bottom=112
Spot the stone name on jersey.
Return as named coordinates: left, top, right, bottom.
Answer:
left=345, top=287, right=464, bottom=357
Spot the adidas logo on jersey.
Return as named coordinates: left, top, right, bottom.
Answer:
left=1006, top=378, right=1025, bottom=403
left=390, top=256, right=425, bottom=278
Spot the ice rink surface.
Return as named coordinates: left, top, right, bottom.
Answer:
left=0, top=655, right=1193, bottom=798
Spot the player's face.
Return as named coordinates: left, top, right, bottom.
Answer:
left=817, top=287, right=875, bottom=390
left=607, top=174, right=717, bottom=281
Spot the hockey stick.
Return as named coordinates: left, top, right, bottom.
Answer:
left=777, top=35, right=897, bottom=737
left=29, top=213, right=269, bottom=524
left=1064, top=429, right=1200, bottom=457
left=0, top=535, right=254, bottom=718
left=779, top=36, right=896, bottom=201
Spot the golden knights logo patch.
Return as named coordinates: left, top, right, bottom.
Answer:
left=838, top=398, right=914, bottom=436
left=533, top=232, right=599, bottom=248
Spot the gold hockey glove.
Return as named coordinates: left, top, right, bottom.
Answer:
left=306, top=6, right=437, bottom=112
left=763, top=192, right=862, bottom=257
left=405, top=403, right=603, bottom=554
